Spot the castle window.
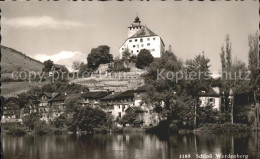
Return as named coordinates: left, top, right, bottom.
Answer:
left=147, top=43, right=150, bottom=46
left=137, top=50, right=139, bottom=52
left=140, top=39, right=143, bottom=42
left=152, top=49, right=155, bottom=51
left=129, top=40, right=132, bottom=42
left=133, top=45, right=135, bottom=47
left=135, top=39, right=138, bottom=42
left=153, top=37, right=156, bottom=40
left=137, top=45, right=139, bottom=48
left=147, top=38, right=150, bottom=41
left=141, top=44, right=144, bottom=47
left=131, top=50, right=133, bottom=53
left=122, top=48, right=124, bottom=50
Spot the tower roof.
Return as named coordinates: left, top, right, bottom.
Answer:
left=134, top=16, right=140, bottom=23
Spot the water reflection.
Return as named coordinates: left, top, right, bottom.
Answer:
left=2, top=132, right=260, bottom=159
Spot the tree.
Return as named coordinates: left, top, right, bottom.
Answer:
left=129, top=55, right=137, bottom=63
left=219, top=34, right=252, bottom=124
left=122, top=49, right=131, bottom=62
left=72, top=61, right=81, bottom=71
left=22, top=113, right=41, bottom=130
left=87, top=45, right=113, bottom=71
left=181, top=53, right=212, bottom=127
left=248, top=31, right=259, bottom=129
left=136, top=49, right=154, bottom=69
left=42, top=59, right=54, bottom=73
left=64, top=94, right=83, bottom=113
left=69, top=106, right=109, bottom=132
left=78, top=62, right=90, bottom=77
left=248, top=32, right=259, bottom=104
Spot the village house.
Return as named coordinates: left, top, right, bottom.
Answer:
left=23, top=95, right=39, bottom=115
left=48, top=93, right=69, bottom=120
left=199, top=87, right=221, bottom=111
left=101, top=90, right=135, bottom=120
left=38, top=92, right=59, bottom=122
left=133, top=85, right=160, bottom=126
left=2, top=97, right=25, bottom=123
left=80, top=91, right=112, bottom=108
left=119, top=16, right=165, bottom=58
left=124, top=106, right=148, bottom=127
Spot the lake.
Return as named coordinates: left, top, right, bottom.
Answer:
left=2, top=132, right=260, bottom=159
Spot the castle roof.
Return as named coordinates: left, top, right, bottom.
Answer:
left=129, top=26, right=158, bottom=39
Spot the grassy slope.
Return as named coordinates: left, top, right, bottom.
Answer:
left=1, top=46, right=45, bottom=97
left=1, top=81, right=48, bottom=97
left=1, top=45, right=44, bottom=73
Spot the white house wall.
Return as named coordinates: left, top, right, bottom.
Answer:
left=199, top=96, right=221, bottom=111
left=119, top=36, right=163, bottom=58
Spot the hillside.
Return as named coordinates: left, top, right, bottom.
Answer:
left=1, top=45, right=44, bottom=74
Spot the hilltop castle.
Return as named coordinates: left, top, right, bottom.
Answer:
left=119, top=16, right=165, bottom=58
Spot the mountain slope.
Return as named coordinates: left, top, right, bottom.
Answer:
left=1, top=45, right=44, bottom=73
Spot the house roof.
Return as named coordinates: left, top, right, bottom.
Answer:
left=81, top=91, right=112, bottom=99
left=3, top=97, right=25, bottom=108
left=116, top=90, right=134, bottom=99
left=126, top=106, right=147, bottom=113
left=41, top=92, right=60, bottom=98
left=199, top=87, right=220, bottom=97
left=129, top=26, right=158, bottom=39
left=27, top=95, right=37, bottom=100
left=101, top=90, right=134, bottom=100
left=101, top=92, right=121, bottom=100
left=134, top=85, right=147, bottom=93
left=50, top=93, right=70, bottom=101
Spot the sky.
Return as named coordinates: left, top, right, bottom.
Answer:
left=1, top=1, right=258, bottom=72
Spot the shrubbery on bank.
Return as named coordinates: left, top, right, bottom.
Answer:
left=196, top=123, right=252, bottom=132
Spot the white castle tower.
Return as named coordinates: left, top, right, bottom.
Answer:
left=119, top=16, right=165, bottom=58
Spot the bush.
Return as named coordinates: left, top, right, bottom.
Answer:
left=34, top=120, right=51, bottom=134
left=93, top=126, right=109, bottom=133
left=169, top=123, right=178, bottom=133
left=111, top=126, right=123, bottom=133
left=197, top=123, right=251, bottom=133
left=7, top=124, right=27, bottom=135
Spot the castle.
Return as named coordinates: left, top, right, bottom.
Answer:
left=119, top=16, right=165, bottom=58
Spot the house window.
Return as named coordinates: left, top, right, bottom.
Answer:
left=209, top=98, right=215, bottom=103
left=118, top=112, right=121, bottom=118
left=122, top=105, right=125, bottom=112
left=147, top=43, right=150, bottom=46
